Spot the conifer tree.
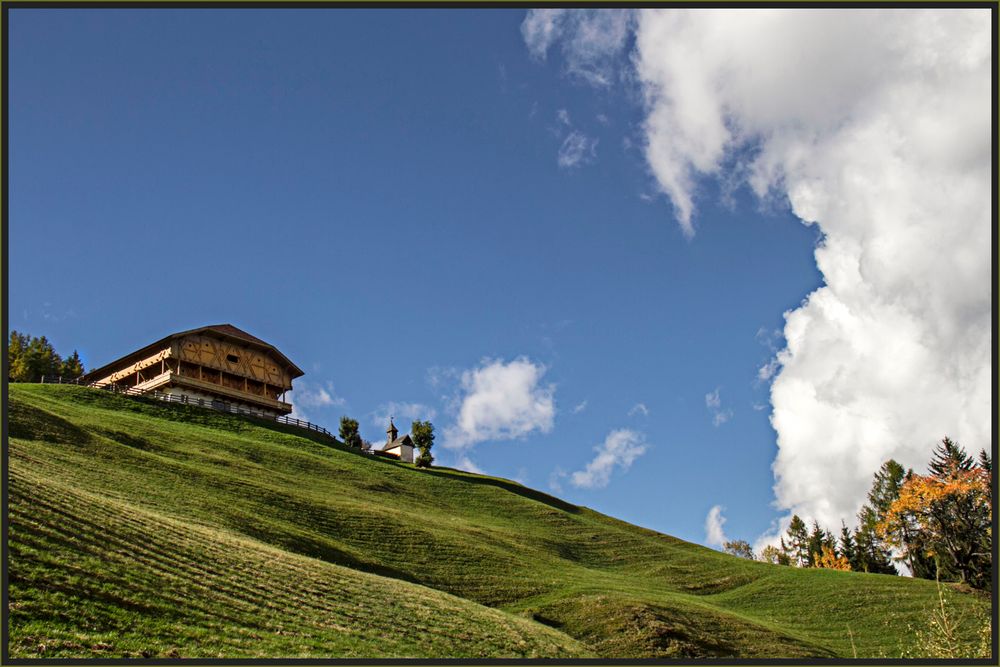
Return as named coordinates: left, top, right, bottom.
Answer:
left=338, top=417, right=362, bottom=449
left=878, top=440, right=991, bottom=589
left=10, top=333, right=63, bottom=381
left=805, top=521, right=836, bottom=567
left=8, top=331, right=29, bottom=380
left=854, top=507, right=897, bottom=575
left=867, top=460, right=907, bottom=516
left=858, top=460, right=916, bottom=576
left=60, top=350, right=85, bottom=379
left=928, top=437, right=974, bottom=479
left=839, top=522, right=858, bottom=569
left=785, top=515, right=809, bottom=566
left=978, top=449, right=991, bottom=474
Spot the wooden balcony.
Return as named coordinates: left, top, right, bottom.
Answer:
left=135, top=371, right=292, bottom=413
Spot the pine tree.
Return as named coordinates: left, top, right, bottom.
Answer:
left=25, top=335, right=62, bottom=381
left=978, top=449, right=991, bottom=474
left=859, top=459, right=923, bottom=576
left=785, top=515, right=809, bottom=567
left=878, top=448, right=991, bottom=589
left=868, top=459, right=906, bottom=516
left=60, top=350, right=85, bottom=379
left=778, top=537, right=793, bottom=564
left=928, top=437, right=974, bottom=479
left=8, top=331, right=82, bottom=382
left=805, top=521, right=834, bottom=567
left=8, top=331, right=29, bottom=381
left=839, top=522, right=857, bottom=568
left=338, top=417, right=362, bottom=449
left=855, top=507, right=897, bottom=575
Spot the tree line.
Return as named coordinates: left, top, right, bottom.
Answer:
left=8, top=330, right=85, bottom=382
left=338, top=416, right=435, bottom=468
left=724, top=437, right=992, bottom=590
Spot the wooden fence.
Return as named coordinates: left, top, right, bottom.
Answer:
left=35, top=375, right=336, bottom=441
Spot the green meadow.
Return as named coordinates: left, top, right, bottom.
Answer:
left=7, top=384, right=989, bottom=658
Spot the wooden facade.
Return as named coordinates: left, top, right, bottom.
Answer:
left=82, top=324, right=304, bottom=417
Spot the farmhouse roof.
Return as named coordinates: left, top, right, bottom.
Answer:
left=82, top=323, right=305, bottom=382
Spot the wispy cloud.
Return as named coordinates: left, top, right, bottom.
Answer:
left=521, top=9, right=634, bottom=86
left=755, top=328, right=783, bottom=382
left=705, top=389, right=721, bottom=410
left=757, top=359, right=780, bottom=382
left=627, top=402, right=649, bottom=417
left=454, top=455, right=485, bottom=475
left=426, top=365, right=462, bottom=392
left=705, top=505, right=729, bottom=548
left=557, top=131, right=598, bottom=169
left=370, top=401, right=436, bottom=432
left=442, top=357, right=556, bottom=450
left=569, top=428, right=648, bottom=489
left=549, top=109, right=597, bottom=170
left=705, top=388, right=733, bottom=427
left=549, top=467, right=568, bottom=493
left=572, top=400, right=588, bottom=414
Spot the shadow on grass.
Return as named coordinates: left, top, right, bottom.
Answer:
left=232, top=519, right=422, bottom=587
left=8, top=401, right=92, bottom=446
left=416, top=467, right=581, bottom=515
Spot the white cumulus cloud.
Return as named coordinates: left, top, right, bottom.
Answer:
left=524, top=9, right=991, bottom=532
left=570, top=428, right=648, bottom=489
left=288, top=380, right=345, bottom=420
left=443, top=357, right=556, bottom=450
left=705, top=505, right=729, bottom=548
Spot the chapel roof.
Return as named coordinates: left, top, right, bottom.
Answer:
left=381, top=434, right=414, bottom=451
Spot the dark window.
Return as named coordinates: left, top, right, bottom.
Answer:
left=227, top=354, right=240, bottom=364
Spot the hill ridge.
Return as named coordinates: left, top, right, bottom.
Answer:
left=7, top=385, right=989, bottom=658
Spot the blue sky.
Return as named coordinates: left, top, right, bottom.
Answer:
left=10, top=9, right=988, bottom=551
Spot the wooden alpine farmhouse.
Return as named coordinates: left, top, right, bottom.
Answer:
left=81, top=324, right=303, bottom=417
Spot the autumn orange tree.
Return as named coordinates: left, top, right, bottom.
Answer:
left=814, top=545, right=851, bottom=570
left=877, top=438, right=991, bottom=589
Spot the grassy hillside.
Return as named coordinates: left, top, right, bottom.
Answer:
left=7, top=385, right=990, bottom=658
